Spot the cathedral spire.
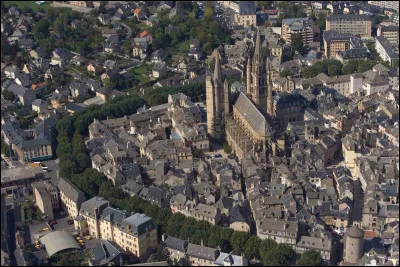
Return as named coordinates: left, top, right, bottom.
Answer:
left=267, top=58, right=273, bottom=117
left=254, top=28, right=262, bottom=65
left=246, top=57, right=251, bottom=95
left=213, top=50, right=222, bottom=84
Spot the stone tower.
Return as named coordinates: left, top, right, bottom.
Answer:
left=246, top=28, right=267, bottom=111
left=206, top=50, right=229, bottom=135
left=266, top=57, right=274, bottom=117
left=344, top=226, right=364, bottom=264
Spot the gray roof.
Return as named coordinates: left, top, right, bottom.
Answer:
left=323, top=30, right=353, bottom=43
left=233, top=92, right=270, bottom=135
left=337, top=47, right=368, bottom=60
left=282, top=17, right=315, bottom=31
left=186, top=243, right=218, bottom=261
left=346, top=226, right=364, bottom=238
left=376, top=35, right=399, bottom=58
left=100, top=207, right=128, bottom=224
left=58, top=177, right=86, bottom=204
left=90, top=240, right=122, bottom=266
left=238, top=1, right=256, bottom=15
left=40, top=230, right=80, bottom=257
left=214, top=252, right=246, bottom=266
left=119, top=213, right=156, bottom=237
left=3, top=81, right=28, bottom=96
left=80, top=196, right=109, bottom=216
left=326, top=14, right=371, bottom=21
left=164, top=236, right=186, bottom=252
left=16, top=138, right=51, bottom=149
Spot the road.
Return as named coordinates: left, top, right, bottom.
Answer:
left=120, top=22, right=132, bottom=41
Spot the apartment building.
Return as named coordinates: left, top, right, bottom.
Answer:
left=32, top=181, right=59, bottom=220
left=375, top=35, right=399, bottom=66
left=58, top=177, right=86, bottom=218
left=368, top=1, right=399, bottom=12
left=295, top=236, right=333, bottom=262
left=13, top=138, right=53, bottom=162
left=326, top=14, right=372, bottom=37
left=323, top=30, right=355, bottom=58
left=98, top=207, right=128, bottom=241
left=282, top=17, right=316, bottom=46
left=234, top=1, right=256, bottom=27
left=257, top=218, right=299, bottom=246
left=79, top=197, right=110, bottom=238
left=113, top=213, right=158, bottom=260
left=190, top=203, right=222, bottom=225
left=377, top=24, right=400, bottom=46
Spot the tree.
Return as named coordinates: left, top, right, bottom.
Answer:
left=2, top=90, right=15, bottom=101
left=328, top=64, right=341, bottom=76
left=230, top=231, right=251, bottom=255
left=291, top=33, right=304, bottom=54
left=244, top=236, right=261, bottom=260
left=223, top=142, right=232, bottom=154
left=146, top=243, right=169, bottom=263
left=59, top=160, right=77, bottom=179
left=296, top=250, right=323, bottom=266
left=259, top=239, right=277, bottom=261
left=279, top=70, right=293, bottom=77
left=192, top=148, right=203, bottom=158
left=263, top=244, right=296, bottom=266
left=75, top=152, right=91, bottom=171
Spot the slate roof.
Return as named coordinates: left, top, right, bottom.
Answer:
left=58, top=177, right=86, bottom=204
left=164, top=236, right=186, bottom=252
left=100, top=207, right=127, bottom=224
left=233, top=92, right=270, bottom=135
left=119, top=213, right=156, bottom=237
left=186, top=243, right=219, bottom=261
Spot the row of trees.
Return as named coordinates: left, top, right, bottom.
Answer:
left=98, top=180, right=322, bottom=266
left=302, top=58, right=383, bottom=78
left=143, top=82, right=205, bottom=106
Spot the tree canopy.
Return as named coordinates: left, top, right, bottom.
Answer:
left=296, top=250, right=323, bottom=266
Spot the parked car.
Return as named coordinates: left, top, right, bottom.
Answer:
left=214, top=154, right=223, bottom=158
left=49, top=220, right=57, bottom=225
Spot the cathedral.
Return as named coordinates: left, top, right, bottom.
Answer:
left=205, top=29, right=279, bottom=161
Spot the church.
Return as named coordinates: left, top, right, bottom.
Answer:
left=206, top=29, right=276, bottom=161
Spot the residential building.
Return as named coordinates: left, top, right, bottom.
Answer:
left=32, top=181, right=59, bottom=220
left=190, top=203, right=221, bottom=225
left=153, top=62, right=167, bottom=79
left=375, top=35, right=399, bottom=66
left=113, top=213, right=158, bottom=260
left=368, top=1, right=399, bottom=12
left=1, top=80, right=35, bottom=106
left=295, top=236, right=332, bottom=262
left=162, top=235, right=187, bottom=262
left=326, top=14, right=372, bottom=37
left=13, top=138, right=53, bottom=162
left=79, top=197, right=110, bottom=238
left=282, top=17, right=316, bottom=46
left=257, top=218, right=298, bottom=245
left=186, top=243, right=219, bottom=266
left=234, top=1, right=257, bottom=27
left=323, top=30, right=363, bottom=58
left=58, top=177, right=86, bottom=218
left=377, top=23, right=399, bottom=46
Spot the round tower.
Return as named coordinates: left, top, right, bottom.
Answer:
left=344, top=226, right=364, bottom=264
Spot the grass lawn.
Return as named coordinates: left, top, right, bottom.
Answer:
left=130, top=65, right=152, bottom=85
left=3, top=1, right=52, bottom=11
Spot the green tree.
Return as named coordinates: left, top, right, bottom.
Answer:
left=146, top=243, right=169, bottom=263
left=244, top=236, right=261, bottom=260
left=296, top=250, right=323, bottom=266
left=223, top=142, right=232, bottom=154
left=2, top=90, right=15, bottom=101
left=259, top=239, right=277, bottom=261
left=328, top=64, right=341, bottom=76
left=263, top=244, right=296, bottom=266
left=75, top=152, right=91, bottom=171
left=59, top=160, right=77, bottom=179
left=280, top=70, right=293, bottom=77
left=230, top=231, right=251, bottom=255
left=291, top=33, right=304, bottom=54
